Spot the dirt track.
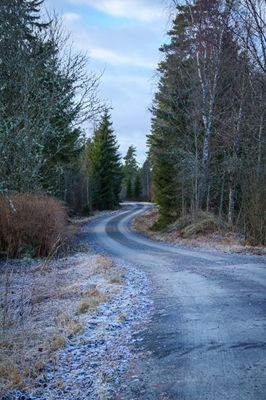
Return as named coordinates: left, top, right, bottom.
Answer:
left=88, top=202, right=266, bottom=400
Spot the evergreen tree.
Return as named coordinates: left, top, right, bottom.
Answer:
left=0, top=0, right=50, bottom=192
left=147, top=5, right=192, bottom=223
left=89, top=111, right=123, bottom=210
left=123, top=145, right=138, bottom=199
left=133, top=172, right=142, bottom=199
left=0, top=2, right=104, bottom=199
left=139, top=159, right=152, bottom=201
left=148, top=0, right=266, bottom=243
left=148, top=0, right=251, bottom=219
left=126, top=178, right=133, bottom=199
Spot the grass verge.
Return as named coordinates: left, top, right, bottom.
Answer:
left=134, top=208, right=266, bottom=254
left=0, top=252, right=124, bottom=397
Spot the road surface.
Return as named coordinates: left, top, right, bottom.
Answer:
left=87, top=202, right=266, bottom=400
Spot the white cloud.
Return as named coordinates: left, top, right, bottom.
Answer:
left=89, top=47, right=156, bottom=68
left=62, top=12, right=81, bottom=22
left=66, top=0, right=164, bottom=22
left=44, top=0, right=166, bottom=163
left=89, top=72, right=151, bottom=162
left=58, top=12, right=163, bottom=69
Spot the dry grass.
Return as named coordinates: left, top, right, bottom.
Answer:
left=109, top=276, right=123, bottom=284
left=0, top=252, right=125, bottom=397
left=133, top=207, right=158, bottom=234
left=93, top=254, right=113, bottom=273
left=77, top=288, right=107, bottom=314
left=0, top=193, right=70, bottom=257
left=134, top=208, right=266, bottom=254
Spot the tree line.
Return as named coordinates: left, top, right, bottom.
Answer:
left=148, top=0, right=266, bottom=244
left=0, top=0, right=152, bottom=215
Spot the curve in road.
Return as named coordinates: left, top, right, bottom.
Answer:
left=86, top=202, right=266, bottom=400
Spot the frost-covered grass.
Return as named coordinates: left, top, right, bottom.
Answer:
left=0, top=253, right=124, bottom=396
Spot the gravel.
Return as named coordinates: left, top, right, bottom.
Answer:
left=3, top=258, right=153, bottom=400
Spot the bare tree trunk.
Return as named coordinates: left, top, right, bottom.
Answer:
left=228, top=77, right=245, bottom=226
left=219, top=176, right=225, bottom=218
left=187, top=0, right=228, bottom=209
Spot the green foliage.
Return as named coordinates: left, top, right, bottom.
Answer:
left=150, top=218, right=169, bottom=232
left=88, top=111, right=123, bottom=210
left=123, top=145, right=138, bottom=181
left=0, top=0, right=103, bottom=202
left=0, top=0, right=50, bottom=192
left=133, top=172, right=142, bottom=198
left=151, top=155, right=180, bottom=223
left=122, top=145, right=138, bottom=199
left=148, top=0, right=266, bottom=244
left=126, top=178, right=133, bottom=199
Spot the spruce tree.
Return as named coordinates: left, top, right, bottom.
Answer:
left=148, top=0, right=251, bottom=222
left=133, top=172, right=142, bottom=199
left=147, top=6, right=191, bottom=223
left=126, top=178, right=133, bottom=199
left=89, top=110, right=123, bottom=210
left=0, top=0, right=50, bottom=192
left=149, top=0, right=266, bottom=245
left=123, top=145, right=138, bottom=199
left=0, top=1, right=103, bottom=200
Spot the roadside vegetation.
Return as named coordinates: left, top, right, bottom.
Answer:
left=2, top=0, right=266, bottom=394
left=0, top=194, right=70, bottom=258
left=0, top=251, right=124, bottom=397
left=148, top=0, right=266, bottom=246
left=134, top=208, right=266, bottom=255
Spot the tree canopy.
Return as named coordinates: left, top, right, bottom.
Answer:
left=148, top=0, right=266, bottom=243
left=0, top=0, right=103, bottom=198
left=88, top=111, right=123, bottom=210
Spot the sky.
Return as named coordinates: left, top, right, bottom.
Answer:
left=44, top=0, right=171, bottom=165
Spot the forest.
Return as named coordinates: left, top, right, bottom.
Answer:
left=148, top=0, right=266, bottom=244
left=0, top=0, right=152, bottom=257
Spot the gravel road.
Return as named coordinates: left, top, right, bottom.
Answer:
left=88, top=202, right=266, bottom=400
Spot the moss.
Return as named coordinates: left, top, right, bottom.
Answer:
left=150, top=218, right=169, bottom=232
left=180, top=213, right=227, bottom=238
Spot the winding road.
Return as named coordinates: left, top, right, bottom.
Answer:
left=87, top=202, right=266, bottom=400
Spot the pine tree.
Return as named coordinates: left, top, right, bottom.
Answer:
left=139, top=159, right=152, bottom=201
left=148, top=0, right=266, bottom=244
left=133, top=172, right=142, bottom=199
left=0, top=2, right=104, bottom=199
left=0, top=0, right=50, bottom=193
left=89, top=111, right=123, bottom=210
left=126, top=178, right=133, bottom=199
left=123, top=145, right=138, bottom=199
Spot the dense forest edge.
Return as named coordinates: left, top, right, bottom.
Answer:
left=148, top=0, right=266, bottom=246
left=0, top=0, right=152, bottom=258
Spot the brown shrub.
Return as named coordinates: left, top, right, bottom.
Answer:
left=0, top=194, right=70, bottom=257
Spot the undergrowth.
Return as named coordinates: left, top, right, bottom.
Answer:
left=0, top=253, right=121, bottom=397
left=169, top=212, right=227, bottom=237
left=0, top=193, right=71, bottom=257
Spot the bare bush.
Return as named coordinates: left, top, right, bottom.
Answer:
left=242, top=171, right=266, bottom=245
left=0, top=194, right=70, bottom=257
